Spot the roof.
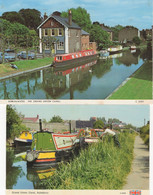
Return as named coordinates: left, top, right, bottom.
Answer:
left=100, top=24, right=112, bottom=32
left=23, top=115, right=39, bottom=123
left=37, top=14, right=81, bottom=29
left=81, top=29, right=89, bottom=35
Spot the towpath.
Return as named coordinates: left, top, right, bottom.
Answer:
left=123, top=135, right=149, bottom=190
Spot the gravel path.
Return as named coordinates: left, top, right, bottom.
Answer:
left=123, top=135, right=149, bottom=190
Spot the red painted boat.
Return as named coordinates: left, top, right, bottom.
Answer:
left=52, top=49, right=98, bottom=67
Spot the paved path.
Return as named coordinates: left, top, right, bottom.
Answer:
left=123, top=135, right=149, bottom=190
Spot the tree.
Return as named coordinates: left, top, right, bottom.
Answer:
left=7, top=105, right=27, bottom=139
left=140, top=123, right=149, bottom=148
left=133, top=36, right=141, bottom=45
left=42, top=36, right=58, bottom=57
left=19, top=9, right=42, bottom=30
left=61, top=7, right=92, bottom=32
left=89, top=24, right=112, bottom=50
left=93, top=120, right=104, bottom=129
left=49, top=115, right=63, bottom=123
left=1, top=11, right=25, bottom=25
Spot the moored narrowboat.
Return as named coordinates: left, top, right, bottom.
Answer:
left=14, top=130, right=34, bottom=147
left=107, top=45, right=122, bottom=54
left=26, top=131, right=79, bottom=167
left=52, top=49, right=98, bottom=67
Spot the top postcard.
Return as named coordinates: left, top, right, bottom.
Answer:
left=0, top=0, right=152, bottom=99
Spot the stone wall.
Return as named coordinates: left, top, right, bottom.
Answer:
left=22, top=121, right=76, bottom=133
left=68, top=29, right=81, bottom=52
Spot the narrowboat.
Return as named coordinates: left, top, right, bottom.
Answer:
left=99, top=49, right=109, bottom=59
left=130, top=45, right=136, bottom=50
left=26, top=131, right=79, bottom=167
left=107, top=45, right=122, bottom=54
left=14, top=131, right=34, bottom=147
left=52, top=49, right=98, bottom=67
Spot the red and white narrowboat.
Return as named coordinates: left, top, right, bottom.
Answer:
left=52, top=49, right=98, bottom=67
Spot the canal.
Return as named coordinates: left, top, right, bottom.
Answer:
left=0, top=49, right=145, bottom=99
left=6, top=147, right=54, bottom=189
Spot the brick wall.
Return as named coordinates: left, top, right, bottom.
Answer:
left=81, top=35, right=89, bottom=50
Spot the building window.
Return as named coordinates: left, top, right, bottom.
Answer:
left=51, top=29, right=55, bottom=36
left=57, top=42, right=64, bottom=50
left=76, top=30, right=79, bottom=37
left=58, top=28, right=62, bottom=36
left=51, top=21, right=54, bottom=26
left=44, top=29, right=48, bottom=36
left=45, top=44, right=50, bottom=50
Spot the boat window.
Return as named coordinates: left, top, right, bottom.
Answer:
left=76, top=54, right=78, bottom=58
left=56, top=56, right=63, bottom=61
left=72, top=55, right=74, bottom=58
left=25, top=133, right=27, bottom=137
left=79, top=53, right=82, bottom=57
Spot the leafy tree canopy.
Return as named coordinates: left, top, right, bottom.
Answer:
left=7, top=105, right=27, bottom=139
left=49, top=115, right=63, bottom=123
left=89, top=24, right=112, bottom=50
left=19, top=9, right=42, bottom=30
left=61, top=7, right=92, bottom=32
left=133, top=36, right=141, bottom=45
left=1, top=11, right=25, bottom=25
left=93, top=120, right=104, bottom=129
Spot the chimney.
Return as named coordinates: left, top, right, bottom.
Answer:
left=44, top=12, right=48, bottom=21
left=39, top=119, right=42, bottom=132
left=37, top=115, right=39, bottom=119
left=68, top=10, right=72, bottom=26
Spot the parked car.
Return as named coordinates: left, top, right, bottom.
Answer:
left=0, top=52, right=15, bottom=63
left=17, top=51, right=35, bottom=60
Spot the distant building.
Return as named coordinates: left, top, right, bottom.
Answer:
left=118, top=26, right=140, bottom=43
left=22, top=115, right=39, bottom=123
left=140, top=29, right=152, bottom=41
left=100, top=23, right=113, bottom=41
left=76, top=117, right=96, bottom=129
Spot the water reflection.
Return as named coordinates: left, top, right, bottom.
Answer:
left=0, top=49, right=146, bottom=99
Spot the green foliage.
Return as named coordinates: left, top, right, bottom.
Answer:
left=90, top=24, right=112, bottom=50
left=7, top=105, right=27, bottom=139
left=1, top=11, right=25, bottom=25
left=140, top=123, right=149, bottom=148
left=93, top=120, right=104, bottom=129
left=61, top=7, right=92, bottom=32
left=49, top=115, right=63, bottom=123
left=1, top=9, right=42, bottom=30
left=133, top=36, right=141, bottom=46
left=19, top=9, right=42, bottom=30
left=40, top=132, right=135, bottom=189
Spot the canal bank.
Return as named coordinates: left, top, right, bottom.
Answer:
left=0, top=57, right=53, bottom=81
left=107, top=60, right=152, bottom=99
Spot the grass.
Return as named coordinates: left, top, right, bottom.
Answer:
left=40, top=132, right=135, bottom=189
left=0, top=57, right=53, bottom=77
left=108, top=61, right=152, bottom=99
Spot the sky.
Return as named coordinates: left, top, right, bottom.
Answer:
left=14, top=104, right=150, bottom=127
left=0, top=0, right=152, bottom=30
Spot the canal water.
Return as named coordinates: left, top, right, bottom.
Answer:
left=6, top=147, right=55, bottom=189
left=0, top=49, right=145, bottom=99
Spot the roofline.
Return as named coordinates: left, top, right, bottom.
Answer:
left=37, top=15, right=67, bottom=29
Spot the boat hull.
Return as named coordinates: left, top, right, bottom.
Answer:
left=14, top=139, right=32, bottom=147
left=52, top=54, right=98, bottom=69
left=27, top=148, right=78, bottom=168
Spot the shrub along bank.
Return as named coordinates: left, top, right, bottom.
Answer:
left=40, top=132, right=136, bottom=189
